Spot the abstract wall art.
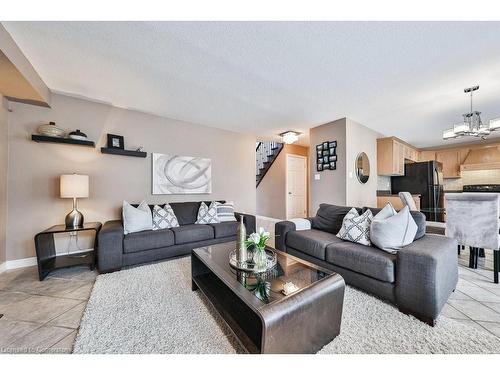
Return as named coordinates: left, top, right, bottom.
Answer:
left=152, top=153, right=212, bottom=194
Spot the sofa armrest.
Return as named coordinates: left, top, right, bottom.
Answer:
left=97, top=220, right=124, bottom=273
left=234, top=212, right=256, bottom=234
left=395, top=234, right=458, bottom=321
left=275, top=221, right=297, bottom=251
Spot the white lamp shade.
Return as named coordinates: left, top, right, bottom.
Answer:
left=60, top=174, right=89, bottom=198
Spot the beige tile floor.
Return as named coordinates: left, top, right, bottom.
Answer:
left=0, top=265, right=96, bottom=353
left=0, top=218, right=498, bottom=353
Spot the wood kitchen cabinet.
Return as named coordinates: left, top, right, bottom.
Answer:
left=436, top=150, right=461, bottom=178
left=377, top=137, right=419, bottom=176
left=419, top=150, right=435, bottom=162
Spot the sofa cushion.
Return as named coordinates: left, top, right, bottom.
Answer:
left=363, top=206, right=426, bottom=240
left=325, top=241, right=396, bottom=283
left=171, top=224, right=214, bottom=245
left=123, top=228, right=174, bottom=254
left=210, top=222, right=238, bottom=239
left=169, top=202, right=201, bottom=226
left=286, top=229, right=343, bottom=260
left=311, top=204, right=361, bottom=234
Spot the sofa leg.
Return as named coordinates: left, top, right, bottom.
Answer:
left=98, top=268, right=121, bottom=274
left=398, top=307, right=436, bottom=327
left=494, top=250, right=499, bottom=284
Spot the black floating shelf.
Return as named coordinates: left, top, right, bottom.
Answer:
left=32, top=134, right=95, bottom=147
left=101, top=147, right=147, bottom=158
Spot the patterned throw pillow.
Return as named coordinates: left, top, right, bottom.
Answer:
left=336, top=207, right=373, bottom=246
left=216, top=201, right=237, bottom=222
left=195, top=202, right=219, bottom=224
left=152, top=204, right=179, bottom=230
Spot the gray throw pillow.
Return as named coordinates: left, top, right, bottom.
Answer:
left=217, top=201, right=237, bottom=222
left=122, top=200, right=153, bottom=234
left=370, top=205, right=418, bottom=253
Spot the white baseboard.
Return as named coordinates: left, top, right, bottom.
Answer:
left=5, top=257, right=38, bottom=270
left=1, top=248, right=93, bottom=272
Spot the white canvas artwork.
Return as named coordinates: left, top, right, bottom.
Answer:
left=152, top=153, right=212, bottom=195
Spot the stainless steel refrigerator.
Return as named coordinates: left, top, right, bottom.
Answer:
left=391, top=161, right=445, bottom=222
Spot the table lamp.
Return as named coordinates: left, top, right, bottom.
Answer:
left=60, top=174, right=89, bottom=229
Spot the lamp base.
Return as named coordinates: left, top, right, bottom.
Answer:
left=65, top=209, right=84, bottom=229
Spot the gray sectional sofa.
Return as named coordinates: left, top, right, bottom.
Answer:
left=98, top=201, right=256, bottom=273
left=275, top=203, right=458, bottom=325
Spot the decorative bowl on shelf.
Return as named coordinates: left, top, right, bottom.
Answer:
left=68, top=129, right=88, bottom=141
left=37, top=122, right=65, bottom=138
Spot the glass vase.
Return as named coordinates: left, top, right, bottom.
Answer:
left=253, top=247, right=268, bottom=271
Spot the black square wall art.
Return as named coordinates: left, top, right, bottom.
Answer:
left=316, top=140, right=338, bottom=172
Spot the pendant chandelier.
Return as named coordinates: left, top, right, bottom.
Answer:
left=443, top=85, right=500, bottom=140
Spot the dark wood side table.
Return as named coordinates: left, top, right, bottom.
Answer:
left=34, top=222, right=102, bottom=281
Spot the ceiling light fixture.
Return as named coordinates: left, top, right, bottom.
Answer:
left=443, top=86, right=498, bottom=140
left=280, top=131, right=300, bottom=144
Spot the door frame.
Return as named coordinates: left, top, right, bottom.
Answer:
left=285, top=153, right=308, bottom=220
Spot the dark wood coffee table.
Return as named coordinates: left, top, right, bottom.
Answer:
left=191, top=242, right=345, bottom=354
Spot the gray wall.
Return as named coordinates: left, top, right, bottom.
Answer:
left=309, top=118, right=347, bottom=214
left=345, top=118, right=379, bottom=208
left=0, top=95, right=8, bottom=265
left=6, top=93, right=256, bottom=261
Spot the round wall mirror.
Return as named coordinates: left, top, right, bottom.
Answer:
left=355, top=152, right=370, bottom=184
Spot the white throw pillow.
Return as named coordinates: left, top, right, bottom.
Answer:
left=122, top=200, right=153, bottom=234
left=336, top=208, right=373, bottom=246
left=374, top=202, right=397, bottom=221
left=370, top=205, right=418, bottom=253
left=217, top=201, right=237, bottom=222
left=195, top=202, right=219, bottom=224
left=152, top=204, right=179, bottom=230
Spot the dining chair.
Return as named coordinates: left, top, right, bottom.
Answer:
left=445, top=193, right=500, bottom=283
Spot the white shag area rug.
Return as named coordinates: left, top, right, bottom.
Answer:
left=74, top=257, right=500, bottom=354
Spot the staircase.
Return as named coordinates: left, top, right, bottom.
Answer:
left=256, top=141, right=284, bottom=187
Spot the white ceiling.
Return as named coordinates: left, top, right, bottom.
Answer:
left=4, top=21, right=500, bottom=148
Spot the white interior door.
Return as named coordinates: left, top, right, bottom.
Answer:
left=286, top=154, right=307, bottom=219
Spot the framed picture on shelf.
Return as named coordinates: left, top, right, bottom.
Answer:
left=316, top=144, right=323, bottom=151
left=329, top=155, right=337, bottom=162
left=329, top=141, right=337, bottom=148
left=317, top=164, right=323, bottom=172
left=317, top=150, right=322, bottom=158
left=329, top=148, right=336, bottom=156
left=322, top=141, right=329, bottom=149
left=329, top=161, right=337, bottom=170
left=107, top=134, right=124, bottom=149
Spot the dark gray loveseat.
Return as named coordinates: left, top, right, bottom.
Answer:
left=98, top=201, right=256, bottom=273
left=275, top=204, right=458, bottom=325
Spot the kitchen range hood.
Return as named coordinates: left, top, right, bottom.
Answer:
left=460, top=145, right=500, bottom=171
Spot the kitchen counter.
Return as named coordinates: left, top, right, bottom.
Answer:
left=376, top=190, right=421, bottom=197
left=376, top=194, right=421, bottom=210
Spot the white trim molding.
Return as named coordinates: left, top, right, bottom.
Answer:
left=4, top=256, right=37, bottom=271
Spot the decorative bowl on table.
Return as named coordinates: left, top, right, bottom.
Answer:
left=229, top=248, right=277, bottom=273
